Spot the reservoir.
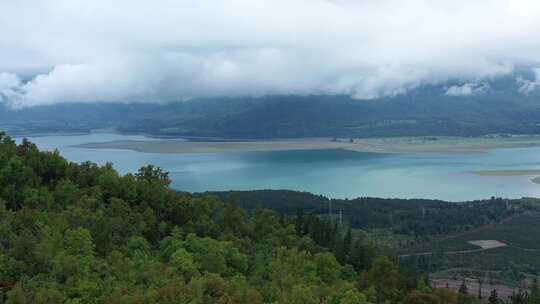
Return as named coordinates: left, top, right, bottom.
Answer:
left=21, top=133, right=540, bottom=201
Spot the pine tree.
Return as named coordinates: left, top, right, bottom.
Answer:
left=417, top=276, right=432, bottom=293
left=459, top=280, right=468, bottom=295
left=295, top=208, right=305, bottom=235
left=488, top=289, right=499, bottom=304
left=478, top=278, right=483, bottom=299
left=510, top=289, right=529, bottom=304
left=343, top=228, right=352, bottom=259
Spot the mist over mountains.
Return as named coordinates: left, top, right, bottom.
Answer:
left=2, top=72, right=540, bottom=138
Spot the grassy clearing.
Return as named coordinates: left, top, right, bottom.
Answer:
left=410, top=213, right=540, bottom=252
left=402, top=213, right=540, bottom=284
left=468, top=240, right=507, bottom=249
left=357, top=228, right=416, bottom=252
left=443, top=213, right=540, bottom=250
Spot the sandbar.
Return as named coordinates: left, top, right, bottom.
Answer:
left=74, top=135, right=540, bottom=155
left=470, top=170, right=540, bottom=176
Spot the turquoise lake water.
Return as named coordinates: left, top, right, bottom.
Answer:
left=20, top=133, right=540, bottom=201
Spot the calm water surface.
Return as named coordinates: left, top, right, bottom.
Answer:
left=20, top=133, right=540, bottom=201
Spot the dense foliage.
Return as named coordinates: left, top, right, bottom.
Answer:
left=207, top=190, right=522, bottom=239
left=0, top=132, right=534, bottom=303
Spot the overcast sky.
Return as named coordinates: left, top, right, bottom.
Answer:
left=1, top=0, right=540, bottom=107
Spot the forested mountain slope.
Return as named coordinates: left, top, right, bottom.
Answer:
left=204, top=190, right=523, bottom=238
left=2, top=76, right=540, bottom=138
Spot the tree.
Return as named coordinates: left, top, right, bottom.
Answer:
left=135, top=165, right=170, bottom=186
left=358, top=256, right=405, bottom=303
left=170, top=248, right=199, bottom=280
left=339, top=227, right=352, bottom=263
left=339, top=288, right=370, bottom=304
left=314, top=252, right=341, bottom=284
left=417, top=276, right=432, bottom=293
left=295, top=208, right=305, bottom=235
left=488, top=289, right=500, bottom=304
left=510, top=289, right=529, bottom=304
left=529, top=279, right=540, bottom=304
left=64, top=228, right=95, bottom=258
left=459, top=280, right=468, bottom=295
left=478, top=278, right=484, bottom=299
left=285, top=284, right=318, bottom=304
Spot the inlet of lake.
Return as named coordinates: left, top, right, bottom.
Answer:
left=20, top=133, right=540, bottom=202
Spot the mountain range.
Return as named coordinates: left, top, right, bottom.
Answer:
left=2, top=72, right=540, bottom=138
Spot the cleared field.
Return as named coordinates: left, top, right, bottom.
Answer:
left=410, top=213, right=540, bottom=252
left=468, top=240, right=507, bottom=250
left=403, top=213, right=540, bottom=285
left=75, top=135, right=540, bottom=154
left=444, top=214, right=540, bottom=251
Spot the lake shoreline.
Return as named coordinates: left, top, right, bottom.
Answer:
left=74, top=135, right=540, bottom=155
left=21, top=132, right=540, bottom=201
left=470, top=170, right=540, bottom=176
left=470, top=170, right=540, bottom=185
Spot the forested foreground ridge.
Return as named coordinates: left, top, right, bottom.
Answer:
left=0, top=132, right=539, bottom=304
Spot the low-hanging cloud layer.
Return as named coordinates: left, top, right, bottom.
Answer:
left=1, top=0, right=540, bottom=107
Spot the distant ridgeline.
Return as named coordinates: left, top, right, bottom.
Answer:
left=2, top=74, right=540, bottom=138
left=1, top=131, right=540, bottom=303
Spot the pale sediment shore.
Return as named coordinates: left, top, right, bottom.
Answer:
left=470, top=170, right=540, bottom=176
left=74, top=135, right=540, bottom=155
left=469, top=169, right=540, bottom=185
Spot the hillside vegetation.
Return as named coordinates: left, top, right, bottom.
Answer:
left=205, top=190, right=524, bottom=239
left=0, top=132, right=539, bottom=303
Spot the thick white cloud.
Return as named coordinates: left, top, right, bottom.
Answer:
left=445, top=83, right=488, bottom=96
left=1, top=0, right=540, bottom=107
